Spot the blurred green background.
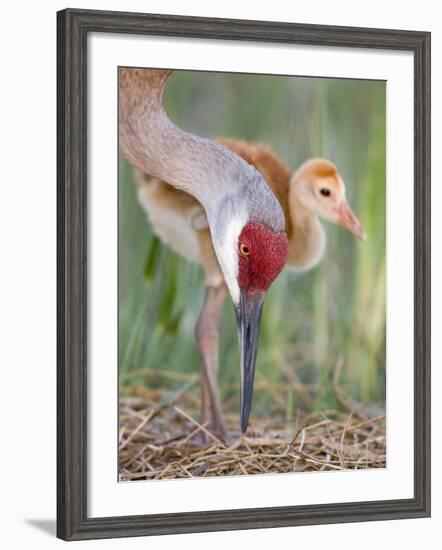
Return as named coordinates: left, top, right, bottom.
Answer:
left=119, top=70, right=386, bottom=418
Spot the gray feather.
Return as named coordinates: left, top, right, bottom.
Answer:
left=119, top=68, right=286, bottom=238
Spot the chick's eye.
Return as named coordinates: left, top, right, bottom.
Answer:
left=239, top=242, right=250, bottom=257
left=320, top=188, right=331, bottom=197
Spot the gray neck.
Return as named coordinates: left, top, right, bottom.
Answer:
left=119, top=69, right=285, bottom=233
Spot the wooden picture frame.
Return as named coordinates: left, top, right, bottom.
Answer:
left=57, top=8, right=431, bottom=541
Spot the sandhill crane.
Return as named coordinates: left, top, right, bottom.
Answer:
left=119, top=69, right=288, bottom=436
left=134, top=138, right=365, bottom=437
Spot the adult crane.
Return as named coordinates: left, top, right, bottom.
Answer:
left=119, top=69, right=288, bottom=436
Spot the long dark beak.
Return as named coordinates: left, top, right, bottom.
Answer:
left=235, top=289, right=265, bottom=433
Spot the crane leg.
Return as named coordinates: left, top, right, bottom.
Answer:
left=195, top=284, right=228, bottom=439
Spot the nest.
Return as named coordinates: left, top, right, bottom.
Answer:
left=119, top=380, right=386, bottom=481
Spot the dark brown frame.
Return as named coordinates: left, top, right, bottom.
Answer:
left=57, top=8, right=431, bottom=541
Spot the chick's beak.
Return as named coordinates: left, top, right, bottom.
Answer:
left=235, top=289, right=265, bottom=433
left=337, top=201, right=366, bottom=241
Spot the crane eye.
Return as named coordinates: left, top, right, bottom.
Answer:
left=320, top=188, right=331, bottom=197
left=239, top=242, right=250, bottom=257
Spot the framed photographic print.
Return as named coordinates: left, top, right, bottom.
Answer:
left=57, top=8, right=431, bottom=541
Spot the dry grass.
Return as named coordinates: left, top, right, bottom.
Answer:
left=118, top=382, right=386, bottom=481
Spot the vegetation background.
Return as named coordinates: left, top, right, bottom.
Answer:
left=118, top=70, right=386, bottom=420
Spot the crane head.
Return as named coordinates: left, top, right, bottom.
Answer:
left=294, top=159, right=366, bottom=241
left=235, top=222, right=288, bottom=432
left=215, top=217, right=288, bottom=433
